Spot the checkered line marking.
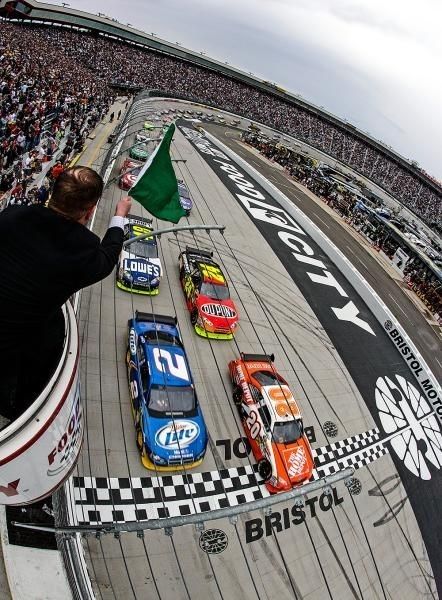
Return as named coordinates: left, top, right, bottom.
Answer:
left=73, top=428, right=390, bottom=524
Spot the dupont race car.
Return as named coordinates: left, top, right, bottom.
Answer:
left=119, top=158, right=143, bottom=191
left=228, top=353, right=314, bottom=493
left=127, top=311, right=207, bottom=470
left=177, top=179, right=192, bottom=215
left=117, top=215, right=162, bottom=294
left=129, top=143, right=149, bottom=161
left=178, top=247, right=239, bottom=339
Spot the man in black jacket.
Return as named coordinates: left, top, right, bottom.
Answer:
left=0, top=166, right=131, bottom=421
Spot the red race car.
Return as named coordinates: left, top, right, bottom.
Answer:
left=178, top=247, right=239, bottom=339
left=229, top=353, right=314, bottom=493
left=119, top=158, right=143, bottom=191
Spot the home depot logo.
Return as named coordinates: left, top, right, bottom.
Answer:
left=287, top=447, right=307, bottom=477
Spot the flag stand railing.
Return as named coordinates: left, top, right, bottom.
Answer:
left=123, top=225, right=225, bottom=248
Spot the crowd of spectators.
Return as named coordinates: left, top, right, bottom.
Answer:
left=0, top=20, right=440, bottom=230
left=0, top=21, right=114, bottom=207
left=404, top=262, right=442, bottom=322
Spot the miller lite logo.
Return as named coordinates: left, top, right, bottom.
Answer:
left=201, top=303, right=236, bottom=319
left=155, top=420, right=199, bottom=450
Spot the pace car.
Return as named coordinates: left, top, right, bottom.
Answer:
left=119, top=159, right=143, bottom=191
left=228, top=353, right=314, bottom=493
left=178, top=247, right=239, bottom=339
left=177, top=180, right=192, bottom=215
left=143, top=121, right=155, bottom=131
left=117, top=215, right=162, bottom=294
left=126, top=311, right=207, bottom=470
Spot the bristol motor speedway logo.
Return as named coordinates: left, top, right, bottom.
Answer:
left=376, top=374, right=442, bottom=480
left=155, top=420, right=200, bottom=450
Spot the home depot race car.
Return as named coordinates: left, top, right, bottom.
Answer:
left=117, top=215, right=162, bottom=294
left=127, top=311, right=207, bottom=470
left=119, top=158, right=143, bottom=191
left=178, top=247, right=239, bottom=339
left=228, top=353, right=314, bottom=493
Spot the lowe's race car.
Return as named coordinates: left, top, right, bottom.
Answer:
left=178, top=247, right=239, bottom=339
left=228, top=353, right=314, bottom=493
left=127, top=311, right=207, bottom=470
left=117, top=215, right=162, bottom=295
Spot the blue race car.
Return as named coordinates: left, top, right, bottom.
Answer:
left=126, top=311, right=207, bottom=470
left=117, top=215, right=162, bottom=295
left=178, top=180, right=192, bottom=216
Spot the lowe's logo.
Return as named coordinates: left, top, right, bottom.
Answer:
left=155, top=420, right=199, bottom=450
left=201, top=303, right=236, bottom=318
left=124, top=259, right=160, bottom=277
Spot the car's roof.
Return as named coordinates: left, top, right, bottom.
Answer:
left=195, top=260, right=226, bottom=285
left=260, top=385, right=301, bottom=422
left=145, top=343, right=191, bottom=387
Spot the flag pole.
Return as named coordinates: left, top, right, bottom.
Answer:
left=123, top=224, right=226, bottom=248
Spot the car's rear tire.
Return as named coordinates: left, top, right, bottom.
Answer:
left=190, top=309, right=198, bottom=325
left=233, top=386, right=242, bottom=405
left=257, top=459, right=272, bottom=482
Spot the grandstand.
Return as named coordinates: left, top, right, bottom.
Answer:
left=0, top=0, right=440, bottom=232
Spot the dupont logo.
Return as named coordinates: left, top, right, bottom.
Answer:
left=201, top=304, right=236, bottom=318
left=155, top=420, right=200, bottom=450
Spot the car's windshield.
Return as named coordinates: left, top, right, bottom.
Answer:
left=253, top=370, right=284, bottom=386
left=273, top=420, right=303, bottom=444
left=200, top=281, right=230, bottom=300
left=148, top=385, right=195, bottom=414
left=143, top=331, right=181, bottom=346
left=129, top=241, right=158, bottom=259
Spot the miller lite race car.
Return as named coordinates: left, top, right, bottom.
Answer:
left=178, top=247, right=239, bottom=339
left=228, top=353, right=314, bottom=493
left=116, top=215, right=162, bottom=294
left=127, top=311, right=207, bottom=470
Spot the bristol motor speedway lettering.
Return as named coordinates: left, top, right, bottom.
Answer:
left=245, top=487, right=344, bottom=543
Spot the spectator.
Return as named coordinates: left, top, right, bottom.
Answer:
left=0, top=167, right=132, bottom=421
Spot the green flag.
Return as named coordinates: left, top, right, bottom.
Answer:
left=128, top=122, right=185, bottom=223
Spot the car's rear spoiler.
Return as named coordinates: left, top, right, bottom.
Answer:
left=133, top=311, right=177, bottom=326
left=241, top=352, right=275, bottom=363
left=185, top=246, right=213, bottom=259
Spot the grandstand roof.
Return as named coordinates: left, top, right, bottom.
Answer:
left=0, top=0, right=440, bottom=197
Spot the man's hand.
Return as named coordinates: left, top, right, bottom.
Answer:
left=115, top=196, right=132, bottom=217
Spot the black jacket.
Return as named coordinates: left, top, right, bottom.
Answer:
left=0, top=204, right=123, bottom=354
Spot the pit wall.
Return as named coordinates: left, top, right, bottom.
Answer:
left=204, top=130, right=442, bottom=423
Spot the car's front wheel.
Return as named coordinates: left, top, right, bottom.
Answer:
left=257, top=459, right=272, bottom=482
left=190, top=308, right=198, bottom=325
left=233, top=386, right=242, bottom=405
left=136, top=428, right=143, bottom=453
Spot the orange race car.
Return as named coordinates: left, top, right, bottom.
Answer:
left=228, top=353, right=314, bottom=493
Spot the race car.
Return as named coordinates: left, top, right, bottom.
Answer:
left=135, top=131, right=151, bottom=143
left=143, top=121, right=155, bottom=131
left=228, top=353, right=314, bottom=493
left=127, top=311, right=207, bottom=470
left=177, top=179, right=192, bottom=215
left=117, top=215, right=162, bottom=294
left=129, top=143, right=149, bottom=161
left=178, top=247, right=239, bottom=339
left=119, top=159, right=143, bottom=191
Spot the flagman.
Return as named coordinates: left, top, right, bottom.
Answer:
left=129, top=123, right=186, bottom=224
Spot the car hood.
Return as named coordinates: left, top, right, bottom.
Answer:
left=146, top=415, right=207, bottom=461
left=122, top=254, right=161, bottom=282
left=196, top=296, right=238, bottom=321
left=273, top=436, right=313, bottom=486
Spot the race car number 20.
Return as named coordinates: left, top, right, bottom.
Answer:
left=245, top=411, right=261, bottom=439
